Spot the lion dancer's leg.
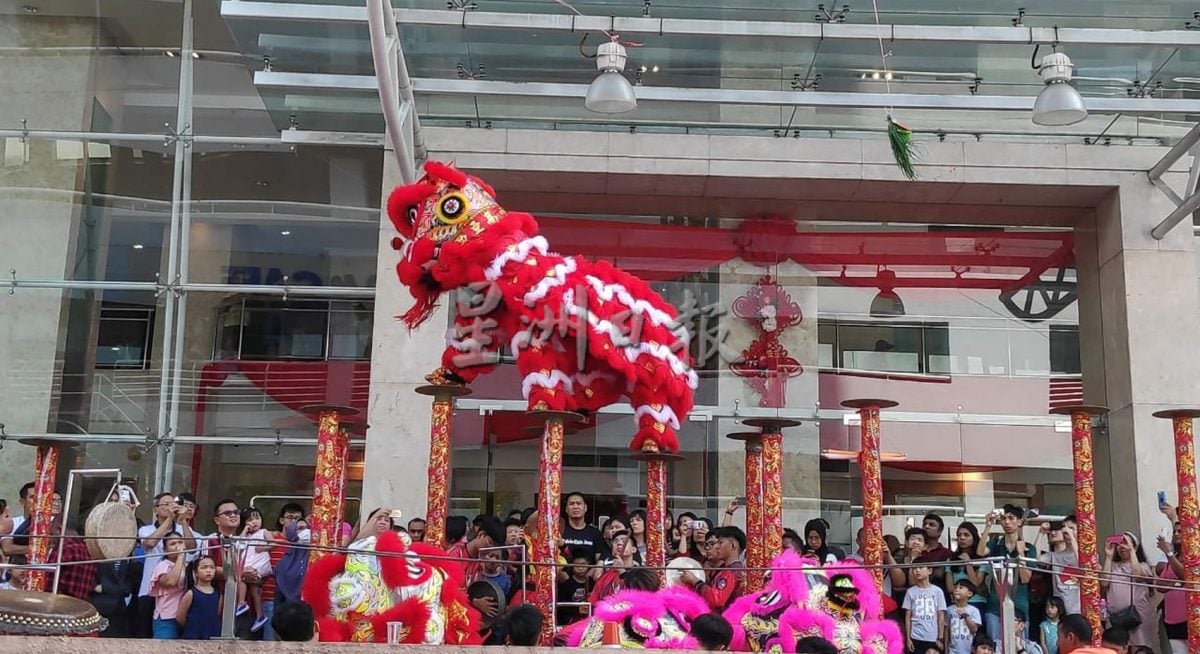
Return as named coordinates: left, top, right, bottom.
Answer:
left=629, top=381, right=683, bottom=454
left=516, top=343, right=578, bottom=412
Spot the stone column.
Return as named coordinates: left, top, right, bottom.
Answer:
left=1076, top=174, right=1200, bottom=549
left=362, top=150, right=449, bottom=519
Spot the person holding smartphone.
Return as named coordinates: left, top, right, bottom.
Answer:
left=1101, top=531, right=1156, bottom=650
left=1038, top=520, right=1081, bottom=616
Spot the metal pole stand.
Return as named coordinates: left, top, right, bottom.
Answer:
left=1153, top=408, right=1200, bottom=653
left=1051, top=404, right=1108, bottom=643
left=727, top=431, right=765, bottom=591
left=301, top=404, right=359, bottom=564
left=743, top=417, right=800, bottom=564
left=843, top=398, right=898, bottom=596
left=631, top=450, right=685, bottom=584
left=989, top=557, right=1019, bottom=654
left=414, top=382, right=471, bottom=546
left=529, top=408, right=581, bottom=645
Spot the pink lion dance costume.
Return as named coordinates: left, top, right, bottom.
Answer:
left=724, top=551, right=901, bottom=654
left=562, top=586, right=712, bottom=649
left=387, top=162, right=697, bottom=452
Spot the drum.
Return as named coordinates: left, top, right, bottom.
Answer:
left=664, top=556, right=706, bottom=587
left=83, top=501, right=137, bottom=561
left=0, top=589, right=107, bottom=635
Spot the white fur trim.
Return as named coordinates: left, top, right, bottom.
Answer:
left=521, top=370, right=574, bottom=400
left=523, top=257, right=577, bottom=305
left=635, top=404, right=681, bottom=430
left=584, top=275, right=676, bottom=329
left=485, top=236, right=548, bottom=281
left=446, top=327, right=486, bottom=352
left=563, top=289, right=700, bottom=390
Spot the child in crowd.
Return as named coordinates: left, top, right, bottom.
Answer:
left=0, top=554, right=25, bottom=589
left=474, top=547, right=512, bottom=597
left=502, top=604, right=544, bottom=647
left=903, top=564, right=947, bottom=654
left=236, top=506, right=274, bottom=632
left=556, top=555, right=593, bottom=626
left=946, top=579, right=982, bottom=654
left=1040, top=596, right=1065, bottom=654
left=178, top=556, right=221, bottom=640
left=150, top=534, right=188, bottom=639
left=690, top=613, right=733, bottom=651
left=970, top=634, right=995, bottom=654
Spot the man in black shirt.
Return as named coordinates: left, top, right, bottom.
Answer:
left=560, top=492, right=603, bottom=561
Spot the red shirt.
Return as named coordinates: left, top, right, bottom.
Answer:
left=696, top=561, right=745, bottom=611
left=588, top=568, right=624, bottom=605
left=56, top=536, right=97, bottom=601
left=261, top=533, right=288, bottom=603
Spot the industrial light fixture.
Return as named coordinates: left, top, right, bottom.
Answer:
left=585, top=38, right=637, bottom=114
left=869, top=269, right=906, bottom=318
left=1032, top=51, right=1088, bottom=126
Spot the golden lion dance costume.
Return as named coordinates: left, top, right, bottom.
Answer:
left=387, top=161, right=696, bottom=454
left=724, top=551, right=901, bottom=654
left=301, top=530, right=480, bottom=644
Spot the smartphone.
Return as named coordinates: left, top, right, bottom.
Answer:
left=118, top=487, right=133, bottom=504
left=1049, top=520, right=1064, bottom=531
left=389, top=509, right=404, bottom=531
left=1158, top=490, right=1167, bottom=509
left=734, top=496, right=747, bottom=507
left=1107, top=535, right=1125, bottom=546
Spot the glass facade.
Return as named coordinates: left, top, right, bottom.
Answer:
left=0, top=2, right=1194, bottom=548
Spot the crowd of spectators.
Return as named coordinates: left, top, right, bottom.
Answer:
left=0, top=485, right=1183, bottom=652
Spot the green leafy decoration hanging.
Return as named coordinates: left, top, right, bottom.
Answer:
left=887, top=115, right=918, bottom=181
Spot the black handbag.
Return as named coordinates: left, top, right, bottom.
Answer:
left=1108, top=569, right=1143, bottom=630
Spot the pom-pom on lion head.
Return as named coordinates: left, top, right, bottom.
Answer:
left=386, top=161, right=538, bottom=330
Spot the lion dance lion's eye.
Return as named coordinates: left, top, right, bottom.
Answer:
left=434, top=192, right=470, bottom=225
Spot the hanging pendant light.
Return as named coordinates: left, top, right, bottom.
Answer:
left=1032, top=51, right=1088, bottom=126
left=870, top=269, right=906, bottom=318
left=585, top=39, right=637, bottom=114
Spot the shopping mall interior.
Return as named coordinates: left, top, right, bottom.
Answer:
left=1, top=0, right=1199, bottom=552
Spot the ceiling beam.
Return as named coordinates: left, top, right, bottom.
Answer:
left=221, top=1, right=1200, bottom=49
left=254, top=71, right=1200, bottom=115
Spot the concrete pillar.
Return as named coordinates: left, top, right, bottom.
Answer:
left=1078, top=174, right=1200, bottom=548
left=362, top=148, right=446, bottom=519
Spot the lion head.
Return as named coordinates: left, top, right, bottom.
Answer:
left=386, top=161, right=539, bottom=329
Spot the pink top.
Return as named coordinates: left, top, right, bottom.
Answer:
left=1160, top=559, right=1187, bottom=624
left=150, top=559, right=186, bottom=619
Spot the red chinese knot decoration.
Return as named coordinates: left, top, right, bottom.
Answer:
left=729, top=275, right=803, bottom=408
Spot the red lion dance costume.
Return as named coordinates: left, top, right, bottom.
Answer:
left=387, top=161, right=697, bottom=452
left=301, top=530, right=481, bottom=644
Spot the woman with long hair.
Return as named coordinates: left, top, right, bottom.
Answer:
left=945, top=521, right=989, bottom=621
left=628, top=510, right=648, bottom=561
left=1102, top=531, right=1157, bottom=650
left=1156, top=510, right=1187, bottom=654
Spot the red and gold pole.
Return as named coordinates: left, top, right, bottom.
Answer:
left=24, top=442, right=60, bottom=592
left=302, top=404, right=359, bottom=564
left=1052, top=405, right=1108, bottom=643
left=530, top=409, right=578, bottom=645
left=744, top=418, right=799, bottom=563
left=728, top=432, right=764, bottom=591
left=1154, top=408, right=1200, bottom=653
left=843, top=399, right=898, bottom=595
left=632, top=451, right=684, bottom=581
left=414, top=382, right=471, bottom=546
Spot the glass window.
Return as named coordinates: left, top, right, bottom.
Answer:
left=95, top=303, right=155, bottom=370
